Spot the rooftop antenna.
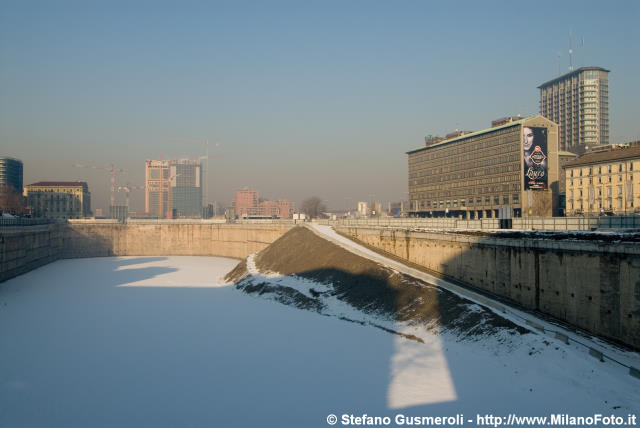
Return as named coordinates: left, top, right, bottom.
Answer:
left=557, top=51, right=562, bottom=76
left=568, top=31, right=573, bottom=71
left=581, top=36, right=585, bottom=67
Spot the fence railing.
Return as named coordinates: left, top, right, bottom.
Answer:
left=314, top=215, right=640, bottom=231
left=0, top=217, right=58, bottom=227
left=3, top=215, right=639, bottom=231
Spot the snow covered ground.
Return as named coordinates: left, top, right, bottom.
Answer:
left=1, top=256, right=638, bottom=428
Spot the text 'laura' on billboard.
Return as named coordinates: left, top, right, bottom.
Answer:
left=523, top=126, right=548, bottom=190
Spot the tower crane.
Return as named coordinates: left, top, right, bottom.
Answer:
left=116, top=183, right=145, bottom=213
left=73, top=163, right=126, bottom=208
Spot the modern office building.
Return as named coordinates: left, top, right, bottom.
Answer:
left=145, top=160, right=170, bottom=218
left=539, top=66, right=609, bottom=154
left=0, top=157, right=23, bottom=193
left=563, top=142, right=640, bottom=215
left=0, top=157, right=24, bottom=213
left=169, top=158, right=203, bottom=218
left=407, top=115, right=559, bottom=218
left=24, top=181, right=91, bottom=219
left=145, top=158, right=203, bottom=218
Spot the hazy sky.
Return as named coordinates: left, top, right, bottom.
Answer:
left=1, top=0, right=639, bottom=212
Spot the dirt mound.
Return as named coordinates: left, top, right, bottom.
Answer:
left=227, top=226, right=528, bottom=338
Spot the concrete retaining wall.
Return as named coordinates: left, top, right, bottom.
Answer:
left=335, top=226, right=640, bottom=349
left=0, top=225, right=64, bottom=283
left=1, top=222, right=292, bottom=283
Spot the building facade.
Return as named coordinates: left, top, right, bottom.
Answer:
left=357, top=202, right=368, bottom=217
left=24, top=181, right=91, bottom=219
left=232, top=188, right=295, bottom=218
left=145, top=158, right=203, bottom=218
left=0, top=157, right=24, bottom=214
left=145, top=160, right=170, bottom=218
left=539, top=66, right=609, bottom=154
left=0, top=157, right=23, bottom=193
left=563, top=143, right=640, bottom=215
left=407, top=115, right=559, bottom=219
left=169, top=158, right=203, bottom=218
left=232, top=188, right=260, bottom=217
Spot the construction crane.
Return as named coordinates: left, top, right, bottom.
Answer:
left=202, top=140, right=220, bottom=208
left=73, top=163, right=126, bottom=208
left=116, top=183, right=145, bottom=213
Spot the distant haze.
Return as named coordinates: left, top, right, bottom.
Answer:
left=2, top=1, right=639, bottom=212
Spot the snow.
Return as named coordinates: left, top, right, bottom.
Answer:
left=0, top=256, right=639, bottom=428
left=309, top=223, right=640, bottom=369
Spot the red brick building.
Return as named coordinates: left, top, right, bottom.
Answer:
left=232, top=188, right=294, bottom=218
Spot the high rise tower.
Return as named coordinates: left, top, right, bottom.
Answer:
left=145, top=158, right=203, bottom=218
left=539, top=66, right=609, bottom=154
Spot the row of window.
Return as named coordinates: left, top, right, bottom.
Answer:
left=569, top=199, right=633, bottom=210
left=568, top=174, right=634, bottom=186
left=569, top=162, right=636, bottom=177
left=411, top=183, right=521, bottom=201
left=570, top=185, right=631, bottom=199
left=412, top=194, right=521, bottom=210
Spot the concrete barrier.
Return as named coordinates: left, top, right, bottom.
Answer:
left=1, top=222, right=292, bottom=283
left=335, top=225, right=640, bottom=350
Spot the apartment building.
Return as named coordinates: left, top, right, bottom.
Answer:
left=24, top=181, right=91, bottom=219
left=563, top=143, right=640, bottom=215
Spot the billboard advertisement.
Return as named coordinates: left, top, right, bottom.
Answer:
left=523, top=126, right=548, bottom=190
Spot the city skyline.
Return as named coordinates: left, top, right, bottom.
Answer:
left=2, top=1, right=639, bottom=212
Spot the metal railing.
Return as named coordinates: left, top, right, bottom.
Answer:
left=0, top=217, right=58, bottom=227
left=313, top=215, right=640, bottom=231
left=3, top=215, right=639, bottom=231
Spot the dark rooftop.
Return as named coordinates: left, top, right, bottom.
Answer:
left=563, top=145, right=640, bottom=168
left=27, top=181, right=88, bottom=187
left=538, top=66, right=610, bottom=89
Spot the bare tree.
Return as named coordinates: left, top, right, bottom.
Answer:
left=301, top=196, right=327, bottom=219
left=0, top=185, right=26, bottom=215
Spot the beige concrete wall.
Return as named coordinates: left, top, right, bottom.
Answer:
left=336, top=226, right=640, bottom=349
left=62, top=223, right=292, bottom=259
left=0, top=224, right=63, bottom=282
left=1, top=223, right=292, bottom=283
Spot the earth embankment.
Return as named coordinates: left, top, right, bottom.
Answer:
left=227, top=226, right=528, bottom=338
